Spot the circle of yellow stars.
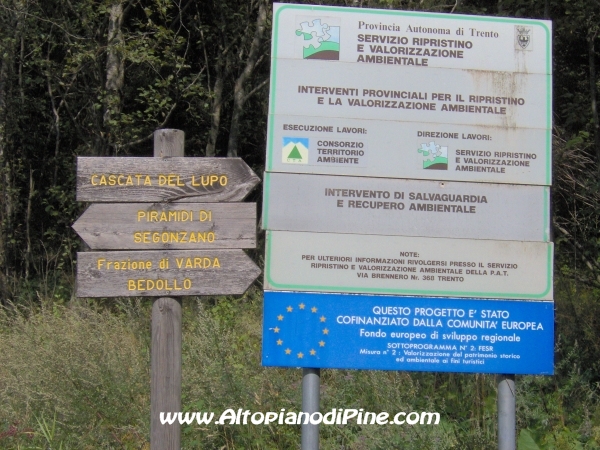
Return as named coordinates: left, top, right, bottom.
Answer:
left=272, top=302, right=328, bottom=359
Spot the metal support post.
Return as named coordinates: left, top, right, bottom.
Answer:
left=301, top=368, right=321, bottom=450
left=498, top=374, right=516, bottom=450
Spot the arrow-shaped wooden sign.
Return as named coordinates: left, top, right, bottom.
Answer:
left=76, top=157, right=260, bottom=202
left=76, top=250, right=261, bottom=297
left=73, top=203, right=256, bottom=250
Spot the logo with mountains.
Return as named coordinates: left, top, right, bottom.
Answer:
left=418, top=141, right=448, bottom=170
left=296, top=18, right=340, bottom=60
left=282, top=137, right=309, bottom=164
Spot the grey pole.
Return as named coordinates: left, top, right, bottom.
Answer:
left=301, top=368, right=320, bottom=450
left=151, top=129, right=185, bottom=450
left=497, top=374, right=516, bottom=450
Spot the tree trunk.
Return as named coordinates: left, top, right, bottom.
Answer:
left=0, top=21, right=15, bottom=292
left=104, top=1, right=125, bottom=155
left=24, top=167, right=34, bottom=279
left=47, top=76, right=61, bottom=186
left=0, top=56, right=5, bottom=281
left=589, top=31, right=600, bottom=171
left=227, top=0, right=267, bottom=157
left=205, top=53, right=231, bottom=157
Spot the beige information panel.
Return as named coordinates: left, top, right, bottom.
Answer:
left=271, top=59, right=550, bottom=130
left=262, top=172, right=550, bottom=242
left=272, top=4, right=551, bottom=74
left=267, top=114, right=550, bottom=185
left=264, top=230, right=553, bottom=300
left=267, top=4, right=552, bottom=186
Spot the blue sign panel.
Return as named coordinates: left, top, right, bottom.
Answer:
left=262, top=291, right=554, bottom=375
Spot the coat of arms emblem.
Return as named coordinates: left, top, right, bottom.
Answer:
left=516, top=26, right=531, bottom=50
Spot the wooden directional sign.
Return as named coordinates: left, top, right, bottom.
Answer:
left=73, top=203, right=256, bottom=250
left=77, top=157, right=260, bottom=203
left=76, top=250, right=261, bottom=297
left=264, top=230, right=553, bottom=300
left=263, top=172, right=550, bottom=242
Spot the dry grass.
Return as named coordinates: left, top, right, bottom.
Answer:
left=2, top=290, right=591, bottom=449
left=0, top=300, right=150, bottom=448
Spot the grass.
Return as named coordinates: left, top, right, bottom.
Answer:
left=0, top=283, right=598, bottom=449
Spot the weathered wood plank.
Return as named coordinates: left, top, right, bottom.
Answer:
left=76, top=250, right=261, bottom=297
left=151, top=297, right=181, bottom=449
left=151, top=129, right=183, bottom=450
left=76, top=157, right=260, bottom=202
left=73, top=202, right=256, bottom=249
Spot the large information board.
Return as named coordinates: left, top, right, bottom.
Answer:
left=266, top=4, right=552, bottom=185
left=261, top=3, right=553, bottom=375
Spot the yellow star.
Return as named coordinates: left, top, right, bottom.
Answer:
left=287, top=306, right=293, bottom=312
left=273, top=327, right=280, bottom=333
left=319, top=341, right=325, bottom=347
left=276, top=339, right=283, bottom=345
left=297, top=352, right=304, bottom=359
left=285, top=348, right=292, bottom=354
left=299, top=303, right=306, bottom=309
left=311, top=307, right=318, bottom=313
left=277, top=314, right=284, bottom=321
left=320, top=316, right=326, bottom=322
left=310, top=349, right=316, bottom=356
left=322, top=328, right=329, bottom=335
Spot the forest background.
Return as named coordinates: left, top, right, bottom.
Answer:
left=0, top=0, right=598, bottom=448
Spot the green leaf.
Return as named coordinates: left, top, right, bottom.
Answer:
left=518, top=429, right=541, bottom=450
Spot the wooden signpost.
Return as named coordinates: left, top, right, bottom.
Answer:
left=73, top=129, right=260, bottom=449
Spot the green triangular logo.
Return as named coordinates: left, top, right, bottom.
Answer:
left=287, top=145, right=302, bottom=160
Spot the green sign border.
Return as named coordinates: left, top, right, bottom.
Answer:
left=266, top=4, right=552, bottom=186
